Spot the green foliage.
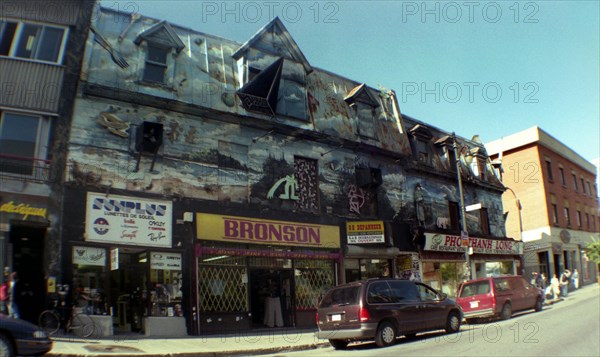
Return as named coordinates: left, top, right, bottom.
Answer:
left=585, top=239, right=600, bottom=264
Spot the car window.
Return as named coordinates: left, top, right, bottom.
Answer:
left=415, top=283, right=440, bottom=301
left=494, top=278, right=511, bottom=292
left=459, top=281, right=491, bottom=297
left=367, top=281, right=395, bottom=303
left=387, top=281, right=420, bottom=302
left=319, top=286, right=360, bottom=308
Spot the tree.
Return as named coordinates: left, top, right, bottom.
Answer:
left=585, top=239, right=600, bottom=265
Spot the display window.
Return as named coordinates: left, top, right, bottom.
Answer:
left=72, top=246, right=108, bottom=315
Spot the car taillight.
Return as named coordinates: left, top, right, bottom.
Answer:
left=359, top=307, right=370, bottom=322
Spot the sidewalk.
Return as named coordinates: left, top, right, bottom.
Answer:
left=47, top=327, right=328, bottom=357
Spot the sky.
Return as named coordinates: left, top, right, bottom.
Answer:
left=100, top=0, right=600, bottom=162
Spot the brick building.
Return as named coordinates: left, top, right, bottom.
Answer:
left=486, top=126, right=600, bottom=286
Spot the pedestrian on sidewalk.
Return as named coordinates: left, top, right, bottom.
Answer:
left=572, top=269, right=580, bottom=289
left=559, top=270, right=570, bottom=297
left=546, top=274, right=560, bottom=301
left=8, top=271, right=24, bottom=319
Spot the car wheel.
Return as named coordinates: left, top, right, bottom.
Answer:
left=328, top=339, right=348, bottom=350
left=500, top=303, right=512, bottom=320
left=0, top=333, right=15, bottom=357
left=375, top=321, right=396, bottom=348
left=445, top=312, right=461, bottom=333
left=534, top=297, right=543, bottom=312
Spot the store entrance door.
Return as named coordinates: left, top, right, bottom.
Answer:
left=10, top=225, right=46, bottom=324
left=249, top=269, right=295, bottom=328
left=110, top=249, right=147, bottom=333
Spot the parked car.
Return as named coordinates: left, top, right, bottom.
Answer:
left=0, top=315, right=53, bottom=357
left=316, top=278, right=463, bottom=349
left=456, top=275, right=544, bottom=323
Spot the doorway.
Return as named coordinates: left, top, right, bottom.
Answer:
left=109, top=249, right=147, bottom=333
left=10, top=225, right=46, bottom=324
left=249, top=269, right=295, bottom=327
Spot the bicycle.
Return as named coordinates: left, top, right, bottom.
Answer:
left=38, top=284, right=96, bottom=338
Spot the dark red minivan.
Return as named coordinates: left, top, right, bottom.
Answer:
left=456, top=275, right=544, bottom=323
left=316, top=278, right=463, bottom=349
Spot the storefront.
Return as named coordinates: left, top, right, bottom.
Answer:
left=0, top=194, right=49, bottom=324
left=522, top=228, right=599, bottom=286
left=421, top=233, right=523, bottom=297
left=342, top=220, right=413, bottom=282
left=194, top=213, right=340, bottom=333
left=71, top=192, right=186, bottom=336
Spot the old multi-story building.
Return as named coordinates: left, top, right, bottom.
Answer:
left=40, top=6, right=517, bottom=336
left=0, top=0, right=95, bottom=323
left=487, top=126, right=600, bottom=286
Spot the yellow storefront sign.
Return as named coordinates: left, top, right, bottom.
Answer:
left=0, top=201, right=47, bottom=220
left=346, top=220, right=385, bottom=244
left=196, top=213, right=340, bottom=248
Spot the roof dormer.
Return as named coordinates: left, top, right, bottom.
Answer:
left=134, top=20, right=185, bottom=53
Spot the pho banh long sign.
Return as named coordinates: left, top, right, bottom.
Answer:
left=425, top=233, right=523, bottom=255
left=196, top=213, right=340, bottom=248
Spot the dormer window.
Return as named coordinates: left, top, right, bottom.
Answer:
left=143, top=44, right=168, bottom=84
left=409, top=124, right=433, bottom=166
left=345, top=84, right=380, bottom=140
left=134, top=20, right=185, bottom=87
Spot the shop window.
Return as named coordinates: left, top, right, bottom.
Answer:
left=0, top=20, right=67, bottom=63
left=198, top=264, right=248, bottom=313
left=72, top=246, right=107, bottom=315
left=149, top=252, right=183, bottom=317
left=294, top=259, right=334, bottom=310
left=0, top=111, right=49, bottom=177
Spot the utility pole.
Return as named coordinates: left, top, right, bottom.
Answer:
left=452, top=133, right=472, bottom=281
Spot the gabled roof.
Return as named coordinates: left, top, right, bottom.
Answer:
left=344, top=84, right=380, bottom=107
left=232, top=17, right=312, bottom=73
left=409, top=124, right=433, bottom=140
left=134, top=20, right=185, bottom=53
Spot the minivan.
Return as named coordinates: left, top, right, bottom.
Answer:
left=316, top=278, right=463, bottom=349
left=456, top=275, right=544, bottom=323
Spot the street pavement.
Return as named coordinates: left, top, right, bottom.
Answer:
left=46, top=283, right=599, bottom=357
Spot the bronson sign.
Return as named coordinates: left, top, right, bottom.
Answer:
left=196, top=213, right=340, bottom=248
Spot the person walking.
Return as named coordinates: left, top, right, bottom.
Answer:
left=8, top=271, right=23, bottom=319
left=559, top=269, right=570, bottom=297
left=572, top=269, right=580, bottom=289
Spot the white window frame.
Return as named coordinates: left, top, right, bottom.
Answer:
left=142, top=43, right=170, bottom=84
left=0, top=19, right=68, bottom=64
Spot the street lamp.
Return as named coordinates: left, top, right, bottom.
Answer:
left=452, top=133, right=472, bottom=281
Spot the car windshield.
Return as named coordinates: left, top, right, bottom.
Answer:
left=319, top=286, right=360, bottom=308
left=459, top=281, right=491, bottom=297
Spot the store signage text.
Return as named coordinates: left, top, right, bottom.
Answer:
left=346, top=221, right=385, bottom=244
left=196, top=213, right=341, bottom=248
left=425, top=233, right=523, bottom=255
left=72, top=246, right=106, bottom=267
left=0, top=201, right=47, bottom=220
left=86, top=193, right=172, bottom=247
left=150, top=252, right=182, bottom=271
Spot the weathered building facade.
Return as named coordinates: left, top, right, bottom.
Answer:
left=53, top=6, right=517, bottom=336
left=0, top=0, right=95, bottom=324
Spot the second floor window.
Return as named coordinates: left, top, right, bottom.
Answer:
left=559, top=167, right=566, bottom=186
left=572, top=174, right=578, bottom=191
left=551, top=204, right=559, bottom=224
left=0, top=111, right=47, bottom=176
left=480, top=208, right=490, bottom=235
left=545, top=160, right=553, bottom=181
left=0, top=20, right=67, bottom=63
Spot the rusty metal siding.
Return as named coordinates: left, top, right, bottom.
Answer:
left=0, top=58, right=64, bottom=113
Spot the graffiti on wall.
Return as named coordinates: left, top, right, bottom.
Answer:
left=267, top=175, right=298, bottom=200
